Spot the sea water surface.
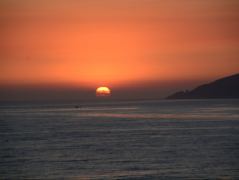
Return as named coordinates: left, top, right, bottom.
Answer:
left=0, top=99, right=239, bottom=179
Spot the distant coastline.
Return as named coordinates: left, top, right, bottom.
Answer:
left=166, top=73, right=239, bottom=99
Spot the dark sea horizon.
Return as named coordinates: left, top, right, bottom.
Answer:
left=1, top=99, right=239, bottom=179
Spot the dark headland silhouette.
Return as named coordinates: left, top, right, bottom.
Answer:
left=166, top=73, right=239, bottom=99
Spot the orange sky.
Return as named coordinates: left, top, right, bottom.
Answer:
left=1, top=0, right=239, bottom=89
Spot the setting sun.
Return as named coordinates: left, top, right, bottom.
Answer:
left=1, top=0, right=239, bottom=179
left=96, top=87, right=111, bottom=97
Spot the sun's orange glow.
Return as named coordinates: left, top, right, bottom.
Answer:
left=1, top=1, right=239, bottom=89
left=96, top=87, right=111, bottom=97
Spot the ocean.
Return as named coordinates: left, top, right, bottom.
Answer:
left=0, top=99, right=239, bottom=179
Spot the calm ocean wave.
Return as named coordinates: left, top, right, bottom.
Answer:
left=0, top=99, right=239, bottom=179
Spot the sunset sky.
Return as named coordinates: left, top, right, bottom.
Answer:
left=1, top=0, right=239, bottom=100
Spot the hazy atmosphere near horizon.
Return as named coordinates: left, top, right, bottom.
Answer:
left=1, top=1, right=239, bottom=179
left=1, top=0, right=239, bottom=101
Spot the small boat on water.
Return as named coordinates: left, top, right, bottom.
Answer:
left=74, top=105, right=80, bottom=108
